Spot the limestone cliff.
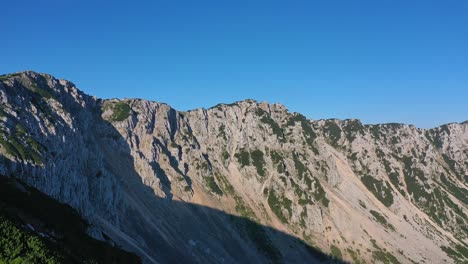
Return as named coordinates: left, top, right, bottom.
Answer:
left=0, top=71, right=466, bottom=263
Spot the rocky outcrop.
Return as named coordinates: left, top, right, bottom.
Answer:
left=0, top=71, right=466, bottom=263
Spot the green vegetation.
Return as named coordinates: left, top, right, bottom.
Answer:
left=439, top=124, right=452, bottom=135
left=8, top=136, right=42, bottom=165
left=256, top=108, right=285, bottom=142
left=372, top=250, right=401, bottom=264
left=279, top=176, right=287, bottom=185
left=0, top=73, right=21, bottom=81
left=222, top=150, right=230, bottom=162
left=218, top=124, right=227, bottom=140
left=205, top=176, right=223, bottom=196
left=390, top=136, right=400, bottom=145
left=0, top=124, right=44, bottom=164
left=402, top=156, right=428, bottom=201
left=15, top=124, right=26, bottom=136
left=330, top=245, right=342, bottom=260
left=235, top=149, right=250, bottom=167
left=361, top=175, right=394, bottom=207
left=270, top=150, right=282, bottom=165
left=7, top=136, right=29, bottom=161
left=251, top=150, right=266, bottom=177
left=428, top=187, right=465, bottom=227
left=261, top=116, right=284, bottom=141
left=382, top=160, right=405, bottom=195
left=342, top=119, right=365, bottom=142
left=293, top=153, right=307, bottom=180
left=10, top=81, right=58, bottom=124
left=234, top=195, right=256, bottom=220
left=290, top=178, right=302, bottom=196
left=270, top=150, right=285, bottom=174
left=370, top=210, right=395, bottom=231
left=29, top=95, right=56, bottom=124
left=0, top=214, right=63, bottom=264
left=286, top=114, right=319, bottom=154
left=215, top=173, right=235, bottom=195
left=292, top=153, right=329, bottom=207
left=402, top=156, right=467, bottom=230
left=441, top=153, right=465, bottom=182
left=0, top=132, right=18, bottom=158
left=108, top=102, right=131, bottom=121
left=349, top=152, right=358, bottom=162
left=441, top=244, right=468, bottom=263
left=30, top=83, right=54, bottom=100
left=370, top=239, right=401, bottom=264
left=315, top=182, right=329, bottom=207
left=346, top=248, right=362, bottom=264
left=388, top=172, right=404, bottom=195
left=440, top=174, right=468, bottom=204
left=323, top=121, right=342, bottom=147
left=369, top=125, right=384, bottom=141
left=455, top=244, right=468, bottom=259
left=235, top=149, right=266, bottom=177
left=385, top=123, right=404, bottom=130
left=23, top=135, right=45, bottom=162
left=442, top=154, right=457, bottom=172
left=299, top=208, right=307, bottom=228
left=0, top=175, right=140, bottom=264
left=425, top=130, right=444, bottom=149
left=267, top=189, right=292, bottom=224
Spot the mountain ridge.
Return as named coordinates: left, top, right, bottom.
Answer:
left=2, top=70, right=465, bottom=129
left=0, top=71, right=467, bottom=263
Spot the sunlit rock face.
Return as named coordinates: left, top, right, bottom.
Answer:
left=0, top=71, right=467, bottom=263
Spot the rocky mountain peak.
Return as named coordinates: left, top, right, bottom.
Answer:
left=0, top=72, right=467, bottom=264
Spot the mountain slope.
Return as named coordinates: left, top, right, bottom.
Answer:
left=0, top=174, right=141, bottom=264
left=0, top=71, right=466, bottom=263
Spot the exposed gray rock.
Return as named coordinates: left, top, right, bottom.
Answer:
left=0, top=71, right=466, bottom=263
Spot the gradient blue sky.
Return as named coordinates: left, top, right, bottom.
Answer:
left=2, top=0, right=467, bottom=128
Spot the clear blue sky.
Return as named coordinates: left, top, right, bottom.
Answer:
left=1, top=0, right=467, bottom=128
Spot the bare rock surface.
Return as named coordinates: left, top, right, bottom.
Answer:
left=0, top=71, right=467, bottom=263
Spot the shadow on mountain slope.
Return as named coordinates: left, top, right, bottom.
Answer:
left=0, top=174, right=141, bottom=264
left=0, top=72, right=347, bottom=263
left=91, top=109, right=347, bottom=264
left=2, top=161, right=347, bottom=263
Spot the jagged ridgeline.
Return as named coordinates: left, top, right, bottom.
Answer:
left=0, top=71, right=467, bottom=264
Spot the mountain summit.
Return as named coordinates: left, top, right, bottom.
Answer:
left=0, top=71, right=467, bottom=263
